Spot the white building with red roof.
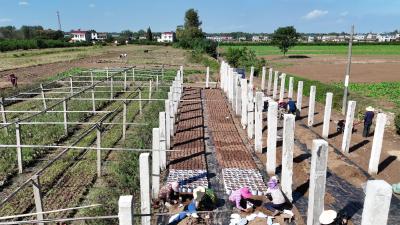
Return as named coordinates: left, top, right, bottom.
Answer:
left=70, top=29, right=90, bottom=42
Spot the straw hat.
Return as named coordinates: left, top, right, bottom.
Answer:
left=319, top=210, right=337, bottom=224
left=366, top=106, right=375, bottom=112
left=193, top=186, right=206, bottom=201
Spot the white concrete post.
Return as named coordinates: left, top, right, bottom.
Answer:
left=241, top=79, right=248, bottom=128
left=228, top=68, right=234, bottom=102
left=341, top=101, right=356, bottom=153
left=296, top=81, right=304, bottom=115
left=361, top=180, right=392, bottom=225
left=232, top=73, right=237, bottom=110
left=132, top=68, right=135, bottom=82
left=249, top=66, right=254, bottom=86
left=139, top=90, right=143, bottom=115
left=32, top=175, right=44, bottom=225
left=110, top=77, right=114, bottom=100
left=63, top=98, right=68, bottom=135
left=261, top=66, right=266, bottom=91
left=124, top=71, right=127, bottom=91
left=235, top=82, right=242, bottom=116
left=168, top=92, right=174, bottom=135
left=69, top=77, right=73, bottom=95
left=267, top=68, right=273, bottom=96
left=307, top=139, right=329, bottom=225
left=180, top=65, right=184, bottom=83
left=279, top=73, right=286, bottom=102
left=15, top=122, right=23, bottom=174
left=247, top=85, right=255, bottom=139
left=122, top=101, right=127, bottom=140
left=308, top=86, right=316, bottom=127
left=40, top=84, right=47, bottom=110
left=106, top=67, right=109, bottom=80
left=118, top=195, right=134, bottom=225
left=165, top=100, right=171, bottom=150
left=96, top=125, right=102, bottom=177
left=91, top=72, right=96, bottom=113
left=322, top=93, right=333, bottom=138
left=139, top=153, right=151, bottom=225
left=267, top=101, right=278, bottom=175
left=288, top=77, right=294, bottom=99
left=272, top=71, right=279, bottom=100
left=282, top=114, right=295, bottom=202
left=156, top=75, right=159, bottom=90
left=0, top=97, right=8, bottom=135
left=368, top=113, right=387, bottom=174
left=255, top=92, right=264, bottom=153
left=206, top=67, right=210, bottom=88
left=159, top=112, right=167, bottom=170
left=152, top=128, right=160, bottom=199
left=149, top=80, right=152, bottom=100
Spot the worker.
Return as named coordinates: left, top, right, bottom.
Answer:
left=158, top=181, right=180, bottom=206
left=287, top=98, right=297, bottom=115
left=9, top=74, right=18, bottom=88
left=363, top=106, right=375, bottom=137
left=264, top=176, right=285, bottom=216
left=229, top=187, right=253, bottom=212
left=319, top=209, right=348, bottom=225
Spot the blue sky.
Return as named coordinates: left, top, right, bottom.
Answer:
left=0, top=0, right=399, bottom=33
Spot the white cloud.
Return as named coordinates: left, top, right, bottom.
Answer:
left=18, top=1, right=29, bottom=6
left=340, top=11, right=349, bottom=17
left=89, top=3, right=95, bottom=8
left=0, top=18, right=12, bottom=23
left=303, top=9, right=328, bottom=20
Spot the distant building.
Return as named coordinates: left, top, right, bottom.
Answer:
left=70, top=29, right=90, bottom=42
left=307, top=36, right=315, bottom=43
left=206, top=36, right=233, bottom=42
left=238, top=37, right=247, bottom=42
left=252, top=36, right=261, bottom=42
left=157, top=32, right=175, bottom=43
left=139, top=36, right=147, bottom=40
left=354, top=34, right=366, bottom=42
left=366, top=33, right=378, bottom=42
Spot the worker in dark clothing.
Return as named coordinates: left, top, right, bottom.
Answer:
left=9, top=74, right=18, bottom=89
left=287, top=98, right=297, bottom=115
left=363, top=106, right=375, bottom=137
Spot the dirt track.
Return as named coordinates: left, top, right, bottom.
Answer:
left=264, top=55, right=400, bottom=83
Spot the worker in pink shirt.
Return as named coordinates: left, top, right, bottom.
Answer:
left=229, top=187, right=253, bottom=212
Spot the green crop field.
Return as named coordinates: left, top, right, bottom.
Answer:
left=220, top=44, right=400, bottom=56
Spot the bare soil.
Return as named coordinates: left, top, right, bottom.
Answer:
left=264, top=55, right=400, bottom=83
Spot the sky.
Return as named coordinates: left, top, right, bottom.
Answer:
left=0, top=0, right=399, bottom=33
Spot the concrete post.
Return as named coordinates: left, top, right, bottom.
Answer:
left=40, top=84, right=47, bottom=110
left=282, top=114, right=295, bottom=202
left=156, top=75, right=159, bottom=90
left=296, top=81, right=304, bottom=115
left=110, top=77, right=114, bottom=100
left=206, top=67, right=210, bottom=88
left=267, top=101, right=278, bottom=175
left=368, top=113, right=387, bottom=174
left=308, top=86, right=316, bottom=127
left=91, top=73, right=96, bottom=112
left=0, top=97, right=7, bottom=135
left=122, top=101, right=127, bottom=140
left=149, top=80, right=152, bottom=100
left=241, top=79, right=248, bottom=129
left=159, top=112, right=167, bottom=170
left=272, top=71, right=279, bottom=100
left=139, top=153, right=151, bottom=225
left=139, top=90, right=142, bottom=115
left=69, top=77, right=73, bottom=95
left=106, top=67, right=109, bottom=80
left=232, top=73, right=237, bottom=110
left=96, top=125, right=102, bottom=177
left=235, top=82, right=242, bottom=116
left=168, top=92, right=174, bottom=135
left=279, top=73, right=286, bottom=102
left=267, top=68, right=273, bottom=96
left=228, top=68, right=234, bottom=102
left=63, top=98, right=68, bottom=135
left=124, top=71, right=127, bottom=91
left=288, top=77, right=294, bottom=99
left=341, top=101, right=356, bottom=153
left=361, top=180, right=392, bottom=225
left=165, top=100, right=171, bottom=150
left=180, top=65, right=184, bottom=83
left=132, top=68, right=135, bottom=82
left=15, top=122, right=23, bottom=174
left=322, top=93, right=333, bottom=138
left=118, top=195, right=134, bottom=225
left=152, top=128, right=160, bottom=199
left=261, top=66, right=266, bottom=91
left=247, top=85, right=254, bottom=139
left=255, top=92, right=264, bottom=153
left=249, top=66, right=254, bottom=86
left=32, top=175, right=44, bottom=225
left=307, top=139, right=329, bottom=225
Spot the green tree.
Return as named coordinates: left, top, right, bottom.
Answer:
left=271, top=26, right=300, bottom=55
left=177, top=8, right=203, bottom=40
left=146, top=27, right=153, bottom=41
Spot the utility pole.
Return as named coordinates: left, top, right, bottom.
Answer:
left=342, top=25, right=354, bottom=115
left=57, top=11, right=62, bottom=31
